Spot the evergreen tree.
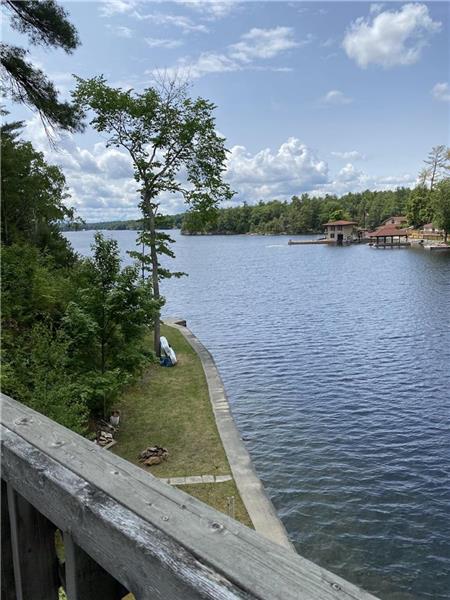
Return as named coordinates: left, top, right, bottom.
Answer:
left=1, top=0, right=83, bottom=132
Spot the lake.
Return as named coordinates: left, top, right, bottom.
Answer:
left=65, top=229, right=450, bottom=600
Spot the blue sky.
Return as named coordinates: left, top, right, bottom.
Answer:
left=2, top=1, right=449, bottom=220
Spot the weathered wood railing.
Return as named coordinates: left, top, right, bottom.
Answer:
left=1, top=394, right=380, bottom=600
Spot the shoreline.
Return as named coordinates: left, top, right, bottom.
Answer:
left=164, top=317, right=295, bottom=551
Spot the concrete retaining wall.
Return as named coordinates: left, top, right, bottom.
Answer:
left=164, top=318, right=294, bottom=551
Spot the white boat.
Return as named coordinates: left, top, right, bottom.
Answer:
left=160, top=336, right=177, bottom=365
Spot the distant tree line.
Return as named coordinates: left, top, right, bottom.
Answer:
left=62, top=213, right=184, bottom=231
left=182, top=145, right=450, bottom=238
left=181, top=188, right=412, bottom=235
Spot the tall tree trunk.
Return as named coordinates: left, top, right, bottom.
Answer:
left=148, top=207, right=161, bottom=356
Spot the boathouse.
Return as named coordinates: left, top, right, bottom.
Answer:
left=323, top=220, right=358, bottom=244
left=369, top=224, right=410, bottom=247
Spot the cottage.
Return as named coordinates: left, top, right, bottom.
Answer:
left=323, top=220, right=358, bottom=244
left=422, top=223, right=444, bottom=238
left=382, top=215, right=408, bottom=227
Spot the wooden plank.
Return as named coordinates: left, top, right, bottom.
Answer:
left=1, top=479, right=16, bottom=600
left=6, top=484, right=59, bottom=600
left=1, top=394, right=380, bottom=600
left=1, top=425, right=251, bottom=600
left=64, top=533, right=128, bottom=600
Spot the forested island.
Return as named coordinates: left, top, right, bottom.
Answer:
left=62, top=213, right=184, bottom=231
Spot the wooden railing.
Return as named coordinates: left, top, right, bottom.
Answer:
left=1, top=393, right=380, bottom=600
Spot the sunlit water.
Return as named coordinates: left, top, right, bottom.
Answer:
left=65, top=230, right=450, bottom=600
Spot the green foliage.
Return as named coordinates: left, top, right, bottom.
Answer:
left=431, top=178, right=450, bottom=241
left=1, top=121, right=77, bottom=264
left=406, top=186, right=432, bottom=228
left=61, top=233, right=158, bottom=414
left=2, top=322, right=89, bottom=434
left=61, top=213, right=184, bottom=232
left=4, top=1, right=79, bottom=50
left=1, top=1, right=83, bottom=132
left=1, top=126, right=158, bottom=430
left=73, top=75, right=234, bottom=352
left=182, top=188, right=412, bottom=235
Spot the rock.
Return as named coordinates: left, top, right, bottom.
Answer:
left=144, top=456, right=162, bottom=466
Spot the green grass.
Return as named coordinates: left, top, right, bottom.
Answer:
left=179, top=481, right=252, bottom=528
left=112, top=324, right=252, bottom=527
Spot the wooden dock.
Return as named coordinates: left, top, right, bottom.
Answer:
left=288, top=239, right=331, bottom=245
left=370, top=242, right=411, bottom=248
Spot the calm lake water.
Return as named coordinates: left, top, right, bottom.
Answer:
left=65, top=230, right=450, bottom=600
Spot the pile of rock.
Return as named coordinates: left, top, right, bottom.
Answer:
left=96, top=430, right=114, bottom=447
left=138, top=446, right=169, bottom=466
left=96, top=419, right=118, bottom=448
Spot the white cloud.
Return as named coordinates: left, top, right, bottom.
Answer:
left=369, top=3, right=385, bottom=15
left=331, top=151, right=366, bottom=160
left=321, top=37, right=335, bottom=48
left=229, top=27, right=299, bottom=63
left=23, top=118, right=417, bottom=219
left=177, top=1, right=238, bottom=20
left=99, top=0, right=209, bottom=33
left=99, top=0, right=139, bottom=17
left=431, top=82, right=450, bottom=102
left=225, top=138, right=328, bottom=200
left=151, top=26, right=300, bottom=80
left=153, top=52, right=239, bottom=81
left=321, top=90, right=353, bottom=105
left=133, top=11, right=208, bottom=33
left=343, top=3, right=441, bottom=68
left=316, top=162, right=415, bottom=196
left=145, top=37, right=183, bottom=49
left=106, top=25, right=134, bottom=38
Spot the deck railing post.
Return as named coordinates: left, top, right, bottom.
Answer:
left=1, top=480, right=17, bottom=599
left=63, top=532, right=128, bottom=600
left=6, top=484, right=60, bottom=600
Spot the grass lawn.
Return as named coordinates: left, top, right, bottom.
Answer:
left=112, top=324, right=252, bottom=527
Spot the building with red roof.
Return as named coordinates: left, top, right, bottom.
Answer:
left=368, top=224, right=410, bottom=246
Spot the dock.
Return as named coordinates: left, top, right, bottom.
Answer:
left=370, top=242, right=411, bottom=248
left=288, top=239, right=331, bottom=245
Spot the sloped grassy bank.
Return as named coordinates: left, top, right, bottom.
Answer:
left=111, top=324, right=252, bottom=527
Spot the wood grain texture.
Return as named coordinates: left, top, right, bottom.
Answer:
left=1, top=480, right=16, bottom=600
left=6, top=484, right=59, bottom=600
left=64, top=533, right=128, bottom=600
left=0, top=393, right=380, bottom=600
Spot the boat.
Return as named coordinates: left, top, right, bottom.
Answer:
left=160, top=336, right=177, bottom=365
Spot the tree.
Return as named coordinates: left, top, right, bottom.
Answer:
left=74, top=76, right=234, bottom=354
left=63, top=233, right=158, bottom=414
left=1, top=120, right=76, bottom=263
left=406, top=185, right=432, bottom=228
left=423, top=145, right=450, bottom=190
left=431, top=178, right=450, bottom=242
left=1, top=0, right=83, bottom=133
